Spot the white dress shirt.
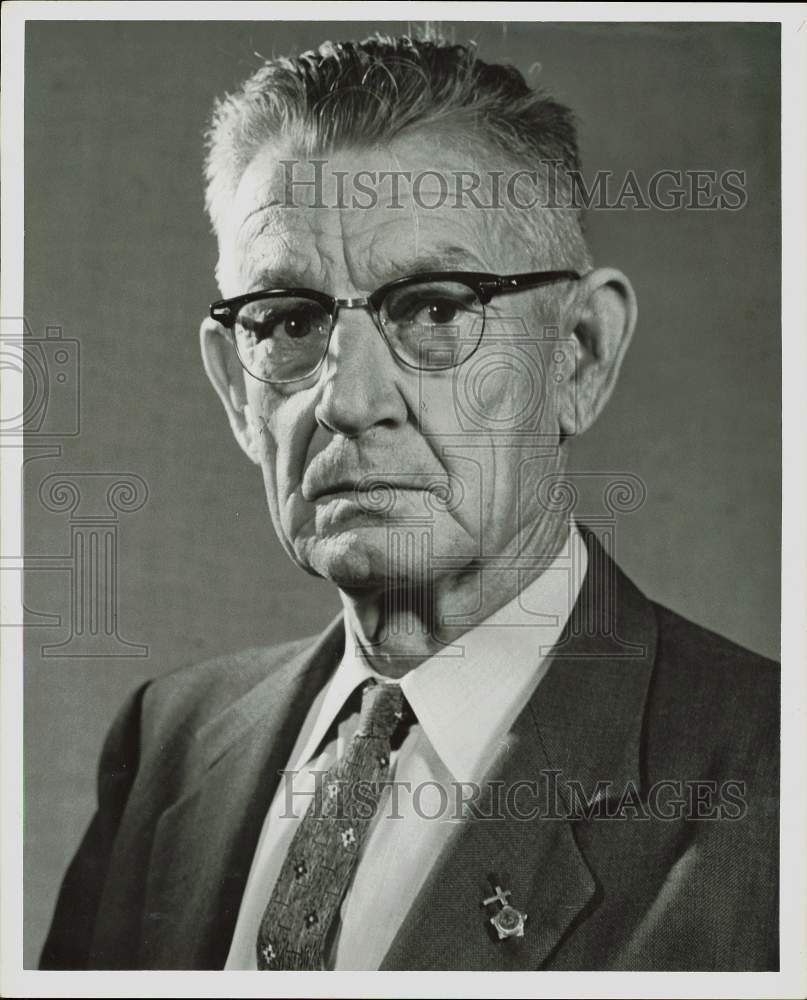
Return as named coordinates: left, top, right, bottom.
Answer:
left=225, top=522, right=588, bottom=970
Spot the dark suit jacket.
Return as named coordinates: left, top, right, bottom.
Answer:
left=40, top=529, right=779, bottom=970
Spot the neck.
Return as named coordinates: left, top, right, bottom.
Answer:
left=339, top=513, right=571, bottom=678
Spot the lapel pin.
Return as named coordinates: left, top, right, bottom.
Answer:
left=482, top=885, right=528, bottom=940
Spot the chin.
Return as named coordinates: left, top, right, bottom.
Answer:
left=293, top=524, right=430, bottom=591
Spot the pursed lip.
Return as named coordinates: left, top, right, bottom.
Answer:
left=303, top=479, right=423, bottom=503
left=306, top=481, right=368, bottom=502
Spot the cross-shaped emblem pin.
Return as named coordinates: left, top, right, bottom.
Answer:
left=482, top=886, right=511, bottom=907
left=482, top=884, right=528, bottom=940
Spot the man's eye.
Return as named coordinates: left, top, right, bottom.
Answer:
left=383, top=281, right=481, bottom=330
left=396, top=295, right=467, bottom=327
left=244, top=306, right=321, bottom=342
left=278, top=310, right=315, bottom=339
left=419, top=299, right=461, bottom=325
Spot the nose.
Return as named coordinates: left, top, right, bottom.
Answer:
left=314, top=304, right=407, bottom=437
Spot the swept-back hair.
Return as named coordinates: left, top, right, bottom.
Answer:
left=204, top=35, right=591, bottom=278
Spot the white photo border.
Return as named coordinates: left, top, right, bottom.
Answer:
left=2, top=3, right=805, bottom=998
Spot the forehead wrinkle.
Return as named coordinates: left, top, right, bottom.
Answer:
left=239, top=207, right=358, bottom=293
left=353, top=215, right=497, bottom=284
left=239, top=229, right=326, bottom=291
left=236, top=204, right=318, bottom=256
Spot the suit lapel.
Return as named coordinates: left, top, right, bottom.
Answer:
left=137, top=528, right=658, bottom=970
left=380, top=703, right=598, bottom=970
left=381, top=527, right=658, bottom=970
left=138, top=618, right=344, bottom=969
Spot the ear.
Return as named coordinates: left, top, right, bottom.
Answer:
left=558, top=267, right=637, bottom=439
left=199, top=317, right=262, bottom=464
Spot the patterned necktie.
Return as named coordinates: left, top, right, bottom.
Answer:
left=256, top=680, right=405, bottom=970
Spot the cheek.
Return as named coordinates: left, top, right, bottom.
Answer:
left=416, top=375, right=463, bottom=437
left=247, top=387, right=317, bottom=506
left=244, top=385, right=277, bottom=462
left=464, top=353, right=546, bottom=428
left=422, top=346, right=555, bottom=443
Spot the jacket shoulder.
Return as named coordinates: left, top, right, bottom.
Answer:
left=652, top=601, right=777, bottom=671
left=139, top=635, right=320, bottom=744
left=651, top=601, right=778, bottom=701
left=646, top=602, right=779, bottom=779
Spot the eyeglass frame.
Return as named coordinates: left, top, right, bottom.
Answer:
left=209, top=268, right=581, bottom=384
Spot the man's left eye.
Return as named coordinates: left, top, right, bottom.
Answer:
left=421, top=299, right=461, bottom=325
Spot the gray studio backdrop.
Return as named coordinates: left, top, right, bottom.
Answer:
left=23, top=21, right=780, bottom=965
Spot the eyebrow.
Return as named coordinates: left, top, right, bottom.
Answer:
left=380, top=246, right=489, bottom=281
left=249, top=267, right=313, bottom=290
left=250, top=245, right=490, bottom=293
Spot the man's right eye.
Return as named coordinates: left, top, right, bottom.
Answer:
left=240, top=305, right=324, bottom=343
left=272, top=309, right=316, bottom=340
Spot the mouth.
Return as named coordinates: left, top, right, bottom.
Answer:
left=304, top=480, right=427, bottom=507
left=305, top=481, right=373, bottom=503
left=302, top=476, right=442, bottom=516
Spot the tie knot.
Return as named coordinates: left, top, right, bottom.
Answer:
left=356, top=681, right=404, bottom=739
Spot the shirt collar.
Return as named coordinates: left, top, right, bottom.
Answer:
left=295, top=521, right=588, bottom=781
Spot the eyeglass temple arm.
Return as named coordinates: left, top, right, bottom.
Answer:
left=210, top=302, right=236, bottom=327
left=498, top=270, right=580, bottom=291
left=475, top=270, right=580, bottom=304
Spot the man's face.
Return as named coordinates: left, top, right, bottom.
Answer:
left=213, top=136, right=574, bottom=592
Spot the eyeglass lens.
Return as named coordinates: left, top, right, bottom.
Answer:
left=232, top=279, right=486, bottom=383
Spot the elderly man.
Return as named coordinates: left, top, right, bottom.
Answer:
left=40, top=35, right=778, bottom=971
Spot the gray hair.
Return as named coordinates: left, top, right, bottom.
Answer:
left=204, top=35, right=592, bottom=279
